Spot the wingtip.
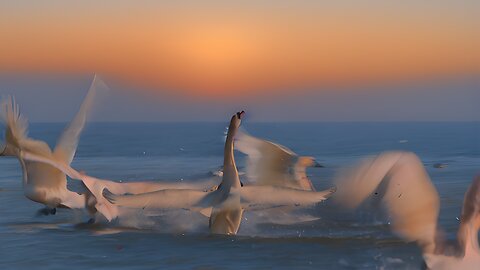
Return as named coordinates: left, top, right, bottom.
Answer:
left=90, top=74, right=110, bottom=93
left=327, top=186, right=337, bottom=197
left=102, top=188, right=116, bottom=204
left=314, top=162, right=325, bottom=168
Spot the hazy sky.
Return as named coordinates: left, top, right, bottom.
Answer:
left=0, top=1, right=478, bottom=121
left=0, top=74, right=478, bottom=122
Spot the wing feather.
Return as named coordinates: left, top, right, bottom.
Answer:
left=103, top=188, right=214, bottom=210
left=236, top=130, right=312, bottom=189
left=54, top=76, right=108, bottom=164
left=240, top=185, right=335, bottom=210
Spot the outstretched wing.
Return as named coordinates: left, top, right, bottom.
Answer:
left=240, top=185, right=335, bottom=210
left=20, top=150, right=217, bottom=221
left=54, top=75, right=108, bottom=164
left=333, top=151, right=440, bottom=254
left=103, top=188, right=215, bottom=211
left=81, top=176, right=217, bottom=221
left=235, top=129, right=303, bottom=188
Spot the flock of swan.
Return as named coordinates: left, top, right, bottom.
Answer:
left=0, top=77, right=478, bottom=269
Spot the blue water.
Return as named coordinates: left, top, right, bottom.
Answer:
left=0, top=122, right=479, bottom=269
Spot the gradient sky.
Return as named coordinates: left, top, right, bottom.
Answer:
left=0, top=1, right=478, bottom=121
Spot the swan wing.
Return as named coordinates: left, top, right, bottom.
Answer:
left=103, top=188, right=215, bottom=211
left=54, top=76, right=108, bottom=164
left=240, top=185, right=335, bottom=210
left=1, top=97, right=59, bottom=188
left=20, top=150, right=215, bottom=220
left=82, top=177, right=217, bottom=221
left=235, top=129, right=298, bottom=187
left=0, top=96, right=52, bottom=156
left=333, top=151, right=440, bottom=253
left=21, top=151, right=82, bottom=179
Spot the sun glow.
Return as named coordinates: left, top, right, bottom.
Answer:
left=0, top=2, right=478, bottom=97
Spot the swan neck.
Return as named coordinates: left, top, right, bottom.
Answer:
left=223, top=124, right=240, bottom=188
left=17, top=155, right=29, bottom=187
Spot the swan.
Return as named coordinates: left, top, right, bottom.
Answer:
left=235, top=129, right=322, bottom=191
left=18, top=111, right=335, bottom=232
left=99, top=111, right=336, bottom=235
left=5, top=93, right=215, bottom=221
left=19, top=149, right=219, bottom=221
left=0, top=76, right=106, bottom=214
left=333, top=151, right=480, bottom=269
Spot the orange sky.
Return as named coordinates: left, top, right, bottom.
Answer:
left=0, top=1, right=478, bottom=97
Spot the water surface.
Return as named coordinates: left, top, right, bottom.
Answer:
left=0, top=122, right=479, bottom=269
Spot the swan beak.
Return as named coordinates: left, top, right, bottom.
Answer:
left=236, top=111, right=245, bottom=119
left=314, top=161, right=324, bottom=168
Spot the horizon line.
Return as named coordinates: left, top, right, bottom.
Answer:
left=28, top=120, right=480, bottom=124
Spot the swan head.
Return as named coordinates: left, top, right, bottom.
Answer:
left=229, top=111, right=245, bottom=131
left=298, top=156, right=324, bottom=168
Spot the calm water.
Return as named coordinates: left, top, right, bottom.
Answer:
left=0, top=122, right=479, bottom=269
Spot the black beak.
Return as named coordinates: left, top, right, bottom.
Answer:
left=314, top=161, right=324, bottom=168
left=236, top=111, right=245, bottom=119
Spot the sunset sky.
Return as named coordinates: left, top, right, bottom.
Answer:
left=0, top=1, right=478, bottom=121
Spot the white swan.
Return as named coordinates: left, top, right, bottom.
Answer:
left=19, top=150, right=218, bottom=221
left=18, top=111, right=335, bottom=233
left=99, top=111, right=336, bottom=235
left=235, top=129, right=322, bottom=191
left=333, top=151, right=480, bottom=269
left=0, top=76, right=106, bottom=214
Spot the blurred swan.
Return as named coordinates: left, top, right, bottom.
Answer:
left=100, top=111, right=336, bottom=235
left=235, top=129, right=322, bottom=191
left=333, top=151, right=480, bottom=269
left=0, top=76, right=106, bottom=214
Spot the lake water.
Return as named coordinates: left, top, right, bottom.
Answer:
left=0, top=122, right=479, bottom=269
